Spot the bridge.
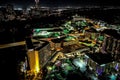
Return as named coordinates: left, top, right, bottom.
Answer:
left=0, top=39, right=38, bottom=49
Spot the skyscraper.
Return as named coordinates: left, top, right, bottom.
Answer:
left=101, top=29, right=120, bottom=61
left=35, top=0, right=39, bottom=9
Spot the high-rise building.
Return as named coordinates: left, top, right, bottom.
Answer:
left=27, top=40, right=53, bottom=75
left=35, top=0, right=40, bottom=9
left=100, top=29, right=120, bottom=61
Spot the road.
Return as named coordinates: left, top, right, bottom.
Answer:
left=0, top=39, right=38, bottom=49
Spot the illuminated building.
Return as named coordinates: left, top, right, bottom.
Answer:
left=101, top=29, right=120, bottom=61
left=35, top=0, right=40, bottom=9
left=35, top=41, right=52, bottom=68
left=51, top=37, right=66, bottom=51
left=27, top=50, right=40, bottom=74
left=0, top=37, right=53, bottom=79
left=27, top=40, right=53, bottom=75
left=72, top=14, right=85, bottom=21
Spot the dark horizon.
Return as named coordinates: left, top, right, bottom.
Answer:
left=0, top=0, right=120, bottom=7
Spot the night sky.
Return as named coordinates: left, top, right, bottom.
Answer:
left=0, top=0, right=120, bottom=7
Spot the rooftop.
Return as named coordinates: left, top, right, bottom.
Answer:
left=86, top=52, right=113, bottom=65
left=102, top=29, right=120, bottom=39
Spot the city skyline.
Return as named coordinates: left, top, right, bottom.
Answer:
left=0, top=0, right=120, bottom=7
